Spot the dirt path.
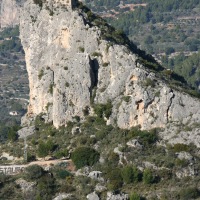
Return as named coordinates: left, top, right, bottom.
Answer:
left=27, top=159, right=76, bottom=171
left=0, top=159, right=76, bottom=175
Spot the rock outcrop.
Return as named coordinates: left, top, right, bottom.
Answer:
left=0, top=0, right=24, bottom=28
left=20, top=0, right=200, bottom=130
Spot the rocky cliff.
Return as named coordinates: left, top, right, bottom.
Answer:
left=20, top=0, right=200, bottom=130
left=0, top=0, right=24, bottom=28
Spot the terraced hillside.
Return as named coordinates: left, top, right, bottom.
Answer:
left=0, top=26, right=28, bottom=134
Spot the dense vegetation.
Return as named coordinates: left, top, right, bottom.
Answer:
left=0, top=26, right=23, bottom=53
left=162, top=51, right=200, bottom=90
left=86, top=0, right=200, bottom=12
left=71, top=147, right=100, bottom=169
left=0, top=112, right=200, bottom=199
left=0, top=26, right=28, bottom=143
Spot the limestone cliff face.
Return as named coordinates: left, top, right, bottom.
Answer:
left=20, top=0, right=200, bottom=129
left=0, top=0, right=24, bottom=28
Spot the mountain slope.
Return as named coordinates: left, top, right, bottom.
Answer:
left=1, top=1, right=200, bottom=199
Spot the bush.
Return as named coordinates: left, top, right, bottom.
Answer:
left=121, top=166, right=140, bottom=184
left=143, top=78, right=155, bottom=87
left=27, top=153, right=36, bottom=162
left=179, top=187, right=200, bottom=200
left=143, top=169, right=154, bottom=184
left=79, top=47, right=85, bottom=52
left=132, top=166, right=140, bottom=183
left=7, top=126, right=19, bottom=141
left=55, top=169, right=71, bottom=179
left=102, top=62, right=110, bottom=67
left=92, top=52, right=102, bottom=57
left=25, top=165, right=44, bottom=180
left=128, top=128, right=159, bottom=146
left=121, top=165, right=133, bottom=184
left=37, top=140, right=55, bottom=158
left=48, top=83, right=54, bottom=94
left=71, top=147, right=100, bottom=169
left=54, top=150, right=68, bottom=159
left=122, top=96, right=131, bottom=103
left=165, top=47, right=175, bottom=55
left=172, top=143, right=190, bottom=152
left=33, top=0, right=43, bottom=7
left=107, top=152, right=119, bottom=167
left=93, top=101, right=112, bottom=118
left=130, top=192, right=141, bottom=200
left=106, top=168, right=123, bottom=191
left=38, top=69, right=44, bottom=80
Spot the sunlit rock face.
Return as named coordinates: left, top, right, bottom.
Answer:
left=20, top=0, right=200, bottom=129
left=0, top=0, right=24, bottom=28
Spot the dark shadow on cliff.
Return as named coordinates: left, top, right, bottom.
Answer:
left=89, top=57, right=99, bottom=103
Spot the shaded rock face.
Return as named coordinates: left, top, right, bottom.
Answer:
left=20, top=0, right=200, bottom=129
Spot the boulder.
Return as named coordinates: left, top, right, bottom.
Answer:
left=87, top=192, right=100, bottom=200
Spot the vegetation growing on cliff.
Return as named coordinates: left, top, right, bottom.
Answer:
left=0, top=113, right=200, bottom=199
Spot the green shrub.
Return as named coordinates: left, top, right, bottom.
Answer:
left=143, top=169, right=154, bottom=184
left=175, top=158, right=188, bottom=167
left=65, top=82, right=70, bottom=87
left=143, top=78, right=155, bottom=87
left=45, top=102, right=52, bottom=111
left=82, top=106, right=90, bottom=116
left=55, top=169, right=71, bottom=179
left=37, top=140, right=55, bottom=158
left=179, top=187, right=200, bottom=200
left=96, top=130, right=107, bottom=140
left=92, top=52, right=102, bottom=57
left=48, top=83, right=54, bottom=94
left=107, top=152, right=119, bottom=167
left=102, top=62, right=109, bottom=67
left=130, top=192, right=141, bottom=200
left=79, top=47, right=85, bottom=52
left=127, top=128, right=159, bottom=146
left=37, top=142, right=49, bottom=157
left=38, top=69, right=44, bottom=80
left=121, top=166, right=140, bottom=184
left=121, top=165, right=133, bottom=184
left=132, top=166, right=140, bottom=183
left=122, top=96, right=131, bottom=103
left=0, top=174, right=8, bottom=184
left=25, top=165, right=44, bottom=180
left=54, top=150, right=68, bottom=159
left=157, top=169, right=172, bottom=180
left=106, top=168, right=123, bottom=191
left=172, top=143, right=190, bottom=152
left=93, top=101, right=112, bottom=118
left=27, top=153, right=36, bottom=162
left=33, top=0, right=43, bottom=7
left=7, top=126, right=19, bottom=141
left=71, top=147, right=100, bottom=169
left=73, top=115, right=80, bottom=122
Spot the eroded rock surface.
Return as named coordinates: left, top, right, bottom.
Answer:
left=0, top=0, right=25, bottom=28
left=20, top=0, right=200, bottom=131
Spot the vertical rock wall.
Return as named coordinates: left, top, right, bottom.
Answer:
left=20, top=0, right=200, bottom=129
